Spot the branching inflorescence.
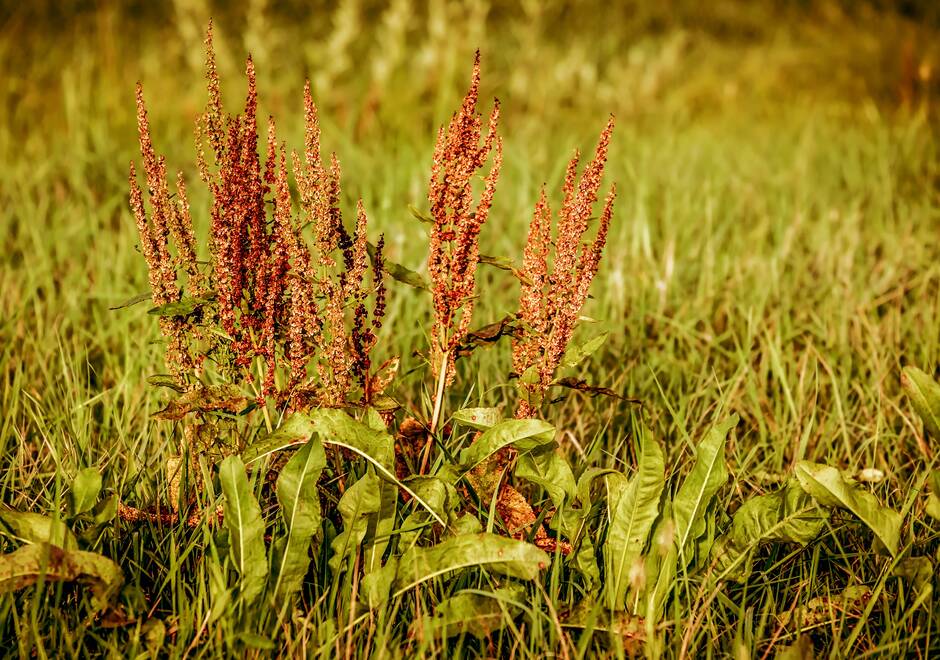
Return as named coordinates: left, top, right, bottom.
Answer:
left=130, top=21, right=386, bottom=409
left=426, top=51, right=502, bottom=387
left=512, top=118, right=616, bottom=418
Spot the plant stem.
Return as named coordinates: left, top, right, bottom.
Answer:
left=421, top=350, right=449, bottom=474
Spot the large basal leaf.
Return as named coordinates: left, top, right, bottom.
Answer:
left=516, top=447, right=576, bottom=509
left=329, top=471, right=382, bottom=574
left=218, top=455, right=267, bottom=604
left=794, top=461, right=901, bottom=556
left=71, top=467, right=102, bottom=516
left=605, top=429, right=665, bottom=610
left=710, top=480, right=828, bottom=582
left=641, top=503, right=677, bottom=622
left=271, top=437, right=326, bottom=603
left=673, top=415, right=737, bottom=567
left=0, top=510, right=78, bottom=550
left=394, top=534, right=549, bottom=595
left=458, top=419, right=556, bottom=473
left=430, top=585, right=526, bottom=639
left=901, top=366, right=940, bottom=439
left=0, top=543, right=123, bottom=610
left=242, top=414, right=315, bottom=463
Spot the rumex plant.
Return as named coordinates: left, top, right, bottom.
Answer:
left=43, top=20, right=921, bottom=650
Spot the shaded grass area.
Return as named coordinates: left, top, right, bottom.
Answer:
left=1, top=1, right=939, bottom=656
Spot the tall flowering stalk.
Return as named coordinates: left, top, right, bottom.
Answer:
left=512, top=118, right=616, bottom=418
left=131, top=21, right=386, bottom=409
left=426, top=51, right=502, bottom=391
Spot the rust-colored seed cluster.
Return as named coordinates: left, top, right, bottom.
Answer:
left=427, top=51, right=502, bottom=385
left=130, top=21, right=386, bottom=407
left=512, top=118, right=616, bottom=418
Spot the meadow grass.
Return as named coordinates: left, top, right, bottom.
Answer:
left=0, top=2, right=939, bottom=657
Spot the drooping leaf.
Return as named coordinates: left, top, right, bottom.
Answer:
left=552, top=377, right=641, bottom=404
left=901, top=366, right=940, bottom=439
left=794, top=461, right=901, bottom=556
left=478, top=253, right=515, bottom=271
left=0, top=543, right=123, bottom=610
left=394, top=534, right=548, bottom=595
left=452, top=407, right=502, bottom=431
left=455, top=316, right=520, bottom=358
left=430, top=585, right=526, bottom=639
left=242, top=413, right=315, bottom=463
left=560, top=332, right=609, bottom=369
left=516, top=447, right=576, bottom=509
left=153, top=384, right=247, bottom=421
left=218, top=455, right=267, bottom=604
left=673, top=416, right=737, bottom=567
left=71, top=467, right=102, bottom=516
left=407, top=204, right=434, bottom=224
left=710, top=480, right=828, bottom=582
left=146, top=374, right=187, bottom=393
left=367, top=242, right=429, bottom=290
left=605, top=429, right=665, bottom=610
left=0, top=511, right=78, bottom=550
left=458, top=419, right=556, bottom=473
left=147, top=295, right=213, bottom=317
left=271, top=437, right=326, bottom=603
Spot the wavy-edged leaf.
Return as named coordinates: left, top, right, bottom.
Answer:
left=901, top=366, right=940, bottom=439
left=242, top=413, right=315, bottom=463
left=673, top=415, right=737, bottom=566
left=794, top=461, right=901, bottom=556
left=218, top=455, right=267, bottom=604
left=430, top=585, right=526, bottom=639
left=516, top=447, right=576, bottom=508
left=560, top=332, right=608, bottom=369
left=329, top=471, right=383, bottom=574
left=710, top=480, right=828, bottom=582
left=394, top=534, right=548, bottom=595
left=271, top=437, right=326, bottom=603
left=452, top=407, right=502, bottom=431
left=153, top=384, right=247, bottom=421
left=0, top=543, right=123, bottom=610
left=605, top=429, right=665, bottom=610
left=0, top=511, right=77, bottom=550
left=458, top=419, right=556, bottom=472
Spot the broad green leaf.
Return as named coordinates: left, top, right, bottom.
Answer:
left=147, top=295, right=212, bottom=317
left=0, top=543, right=123, bottom=610
left=893, top=556, right=933, bottom=593
left=552, top=508, right=600, bottom=586
left=0, top=511, right=78, bottom=550
left=673, top=416, right=737, bottom=567
left=360, top=557, right=399, bottom=609
left=560, top=332, right=608, bottom=369
left=452, top=407, right=502, bottom=431
left=641, top=504, right=677, bottom=621
left=516, top=447, right=576, bottom=508
left=431, top=585, right=526, bottom=639
left=710, top=480, right=828, bottom=582
left=308, top=409, right=441, bottom=526
left=243, top=413, right=315, bottom=463
left=901, top=366, right=940, bottom=439
left=71, top=467, right=102, bottom=516
left=605, top=430, right=665, bottom=610
left=458, top=419, right=556, bottom=472
left=329, top=471, right=382, bottom=574
left=367, top=242, right=429, bottom=290
left=394, top=534, right=548, bottom=595
left=794, top=461, right=901, bottom=556
left=218, top=455, right=267, bottom=604
left=399, top=476, right=460, bottom=550
left=271, top=437, right=326, bottom=603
